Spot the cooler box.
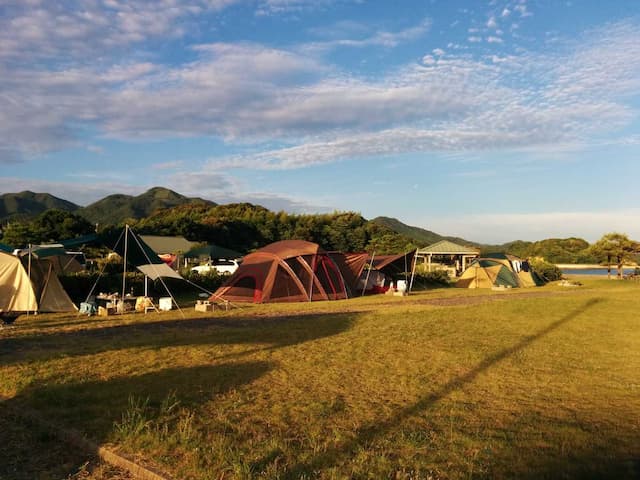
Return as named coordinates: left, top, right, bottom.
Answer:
left=159, top=297, right=173, bottom=311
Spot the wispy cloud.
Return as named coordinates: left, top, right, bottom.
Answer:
left=0, top=0, right=239, bottom=62
left=0, top=0, right=639, bottom=174
left=302, top=18, right=431, bottom=52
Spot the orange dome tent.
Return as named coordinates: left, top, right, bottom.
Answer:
left=210, top=240, right=367, bottom=303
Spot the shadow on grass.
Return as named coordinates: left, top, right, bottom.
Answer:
left=282, top=298, right=608, bottom=479
left=1, top=360, right=272, bottom=480
left=0, top=311, right=357, bottom=367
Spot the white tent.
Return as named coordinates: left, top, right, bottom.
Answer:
left=0, top=251, right=77, bottom=316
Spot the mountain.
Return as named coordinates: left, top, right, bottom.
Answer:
left=0, top=191, right=79, bottom=222
left=79, top=187, right=216, bottom=225
left=371, top=216, right=478, bottom=247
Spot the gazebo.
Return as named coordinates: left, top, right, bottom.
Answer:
left=413, top=240, right=480, bottom=276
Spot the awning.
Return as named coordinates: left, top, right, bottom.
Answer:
left=102, top=227, right=183, bottom=281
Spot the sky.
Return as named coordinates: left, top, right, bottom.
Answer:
left=1, top=0, right=640, bottom=244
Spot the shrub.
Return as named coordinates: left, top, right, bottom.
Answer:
left=409, top=270, right=452, bottom=290
left=530, top=258, right=563, bottom=282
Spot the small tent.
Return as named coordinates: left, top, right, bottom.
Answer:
left=0, top=251, right=77, bottom=315
left=455, top=258, right=521, bottom=289
left=211, top=240, right=367, bottom=303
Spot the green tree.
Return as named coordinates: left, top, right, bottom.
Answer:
left=2, top=209, right=93, bottom=247
left=589, top=232, right=640, bottom=279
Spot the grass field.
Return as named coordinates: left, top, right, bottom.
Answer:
left=1, top=278, right=639, bottom=479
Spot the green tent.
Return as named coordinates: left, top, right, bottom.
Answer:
left=456, top=258, right=521, bottom=289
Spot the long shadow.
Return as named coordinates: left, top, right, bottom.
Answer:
left=1, top=360, right=272, bottom=480
left=283, top=298, right=603, bottom=478
left=485, top=417, right=640, bottom=480
left=0, top=311, right=357, bottom=367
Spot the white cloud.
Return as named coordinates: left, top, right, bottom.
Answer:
left=422, top=55, right=436, bottom=65
left=514, top=4, right=532, bottom=17
left=255, top=0, right=338, bottom=16
left=303, top=18, right=431, bottom=51
left=0, top=1, right=239, bottom=61
left=487, top=36, right=503, bottom=43
left=1, top=7, right=639, bottom=173
left=501, top=8, right=511, bottom=18
left=487, top=16, right=498, bottom=29
left=468, top=36, right=482, bottom=43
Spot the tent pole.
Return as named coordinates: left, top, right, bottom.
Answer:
left=308, top=255, right=316, bottom=302
left=27, top=244, right=32, bottom=316
left=121, top=224, right=128, bottom=308
left=409, top=248, right=418, bottom=293
left=361, top=252, right=375, bottom=297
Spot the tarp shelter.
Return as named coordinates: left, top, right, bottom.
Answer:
left=0, top=251, right=76, bottom=314
left=370, top=251, right=415, bottom=277
left=455, top=258, right=521, bottom=289
left=360, top=251, right=415, bottom=293
left=211, top=240, right=367, bottom=303
left=101, top=227, right=182, bottom=281
left=140, top=235, right=198, bottom=255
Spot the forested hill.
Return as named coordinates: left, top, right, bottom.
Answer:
left=0, top=188, right=614, bottom=263
left=483, top=238, right=594, bottom=264
left=78, top=187, right=216, bottom=225
left=0, top=191, right=79, bottom=221
left=371, top=216, right=477, bottom=247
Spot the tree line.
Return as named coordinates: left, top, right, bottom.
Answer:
left=1, top=205, right=638, bottom=272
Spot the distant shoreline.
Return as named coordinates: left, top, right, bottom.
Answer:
left=556, top=263, right=637, bottom=269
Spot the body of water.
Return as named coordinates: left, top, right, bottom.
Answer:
left=562, top=267, right=637, bottom=276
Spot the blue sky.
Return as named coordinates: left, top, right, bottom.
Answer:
left=1, top=0, right=639, bottom=243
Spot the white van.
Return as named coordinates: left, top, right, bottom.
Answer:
left=191, top=259, right=239, bottom=275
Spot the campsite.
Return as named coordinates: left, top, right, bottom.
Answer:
left=1, top=273, right=639, bottom=479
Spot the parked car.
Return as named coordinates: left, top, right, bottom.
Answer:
left=191, top=259, right=239, bottom=275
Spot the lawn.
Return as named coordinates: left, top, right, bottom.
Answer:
left=1, top=279, right=639, bottom=479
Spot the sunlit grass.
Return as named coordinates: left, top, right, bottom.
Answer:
left=1, top=279, right=639, bottom=479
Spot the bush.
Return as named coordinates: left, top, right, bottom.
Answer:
left=409, top=270, right=452, bottom=290
left=530, top=259, right=563, bottom=282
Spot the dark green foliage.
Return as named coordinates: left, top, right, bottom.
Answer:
left=483, top=238, right=596, bottom=264
left=1, top=209, right=94, bottom=247
left=134, top=204, right=414, bottom=254
left=530, top=259, right=563, bottom=282
left=410, top=270, right=452, bottom=289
